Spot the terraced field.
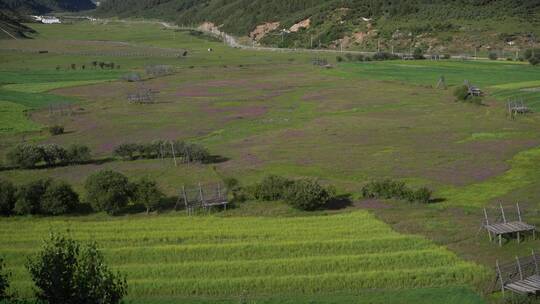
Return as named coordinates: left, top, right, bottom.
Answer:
left=0, top=212, right=488, bottom=301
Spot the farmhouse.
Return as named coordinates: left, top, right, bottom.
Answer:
left=32, top=16, right=61, bottom=24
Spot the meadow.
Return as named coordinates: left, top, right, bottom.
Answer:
left=0, top=20, right=540, bottom=303
left=0, top=212, right=488, bottom=303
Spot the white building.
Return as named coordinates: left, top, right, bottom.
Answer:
left=41, top=17, right=61, bottom=24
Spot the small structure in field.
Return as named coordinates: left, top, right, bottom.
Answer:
left=495, top=251, right=540, bottom=296
left=507, top=99, right=531, bottom=119
left=127, top=83, right=156, bottom=104
left=483, top=203, right=536, bottom=246
left=436, top=75, right=447, bottom=89
left=179, top=183, right=228, bottom=215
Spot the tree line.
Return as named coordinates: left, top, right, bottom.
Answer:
left=0, top=170, right=163, bottom=216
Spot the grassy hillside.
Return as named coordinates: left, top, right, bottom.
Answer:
left=95, top=0, right=540, bottom=53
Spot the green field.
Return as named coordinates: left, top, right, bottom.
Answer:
left=0, top=20, right=540, bottom=303
left=0, top=212, right=488, bottom=302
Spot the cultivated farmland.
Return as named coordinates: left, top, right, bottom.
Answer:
left=0, top=212, right=488, bottom=302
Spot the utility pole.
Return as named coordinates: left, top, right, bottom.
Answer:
left=310, top=35, right=313, bottom=49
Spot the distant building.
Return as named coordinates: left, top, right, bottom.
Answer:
left=41, top=17, right=61, bottom=24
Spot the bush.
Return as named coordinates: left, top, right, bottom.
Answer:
left=285, top=179, right=332, bottom=211
left=488, top=52, right=498, bottom=60
left=41, top=144, right=68, bottom=167
left=336, top=55, right=343, bottom=62
left=372, top=52, right=398, bottom=61
left=253, top=175, right=293, bottom=201
left=132, top=178, right=164, bottom=213
left=66, top=144, right=91, bottom=164
left=453, top=85, right=469, bottom=101
left=26, top=234, right=127, bottom=304
left=0, top=180, right=16, bottom=216
left=413, top=47, right=424, bottom=59
left=85, top=170, right=132, bottom=215
left=41, top=181, right=79, bottom=215
left=113, top=143, right=140, bottom=160
left=14, top=179, right=51, bottom=215
left=523, top=49, right=540, bottom=65
left=362, top=179, right=409, bottom=199
left=7, top=144, right=43, bottom=169
left=407, top=187, right=432, bottom=204
left=0, top=257, right=10, bottom=301
left=361, top=179, right=432, bottom=204
left=442, top=54, right=451, bottom=59
left=48, top=125, right=65, bottom=136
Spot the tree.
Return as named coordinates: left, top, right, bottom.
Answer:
left=26, top=234, right=127, bottom=304
left=7, top=144, right=43, bottom=169
left=41, top=181, right=79, bottom=215
left=413, top=47, right=424, bottom=59
left=85, top=170, right=132, bottom=215
left=14, top=179, right=51, bottom=215
left=253, top=175, right=292, bottom=201
left=66, top=144, right=92, bottom=164
left=285, top=179, right=332, bottom=211
left=41, top=144, right=68, bottom=167
left=0, top=179, right=16, bottom=216
left=0, top=257, right=11, bottom=301
left=113, top=143, right=140, bottom=160
left=132, top=178, right=164, bottom=213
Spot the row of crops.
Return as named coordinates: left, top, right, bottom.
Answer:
left=0, top=212, right=489, bottom=298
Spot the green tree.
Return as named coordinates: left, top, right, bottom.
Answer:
left=41, top=144, right=68, bottom=167
left=132, top=178, right=164, bottom=213
left=113, top=143, right=140, bottom=160
left=26, top=234, right=127, bottom=304
left=85, top=170, right=132, bottom=215
left=7, top=144, right=43, bottom=169
left=0, top=179, right=16, bottom=216
left=253, top=175, right=292, bottom=201
left=66, top=144, right=92, bottom=164
left=453, top=85, right=469, bottom=101
left=41, top=181, right=79, bottom=215
left=285, top=179, right=332, bottom=211
left=14, top=179, right=51, bottom=215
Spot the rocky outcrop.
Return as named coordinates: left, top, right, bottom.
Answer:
left=249, top=22, right=280, bottom=41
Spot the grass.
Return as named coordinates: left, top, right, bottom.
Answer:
left=0, top=212, right=488, bottom=301
left=1, top=19, right=540, bottom=303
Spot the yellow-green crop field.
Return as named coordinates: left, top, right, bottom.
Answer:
left=0, top=212, right=488, bottom=301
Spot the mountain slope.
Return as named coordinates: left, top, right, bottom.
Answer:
left=95, top=0, right=540, bottom=53
left=1, top=0, right=96, bottom=14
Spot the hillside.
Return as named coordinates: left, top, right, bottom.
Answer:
left=95, top=0, right=540, bottom=54
left=0, top=5, right=35, bottom=39
left=1, top=0, right=95, bottom=14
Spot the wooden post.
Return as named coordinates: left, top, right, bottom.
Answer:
left=496, top=260, right=505, bottom=297
left=533, top=250, right=539, bottom=276
left=500, top=203, right=507, bottom=223
left=516, top=203, right=522, bottom=222
left=198, top=183, right=205, bottom=211
left=182, top=185, right=189, bottom=215
left=170, top=141, right=177, bottom=167
left=516, top=256, right=524, bottom=280
left=499, top=234, right=502, bottom=247
left=484, top=208, right=492, bottom=242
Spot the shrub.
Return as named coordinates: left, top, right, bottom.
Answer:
left=442, top=54, right=451, bottom=59
left=488, top=52, right=498, bottom=60
left=355, top=54, right=365, bottom=61
left=0, top=257, right=10, bottom=301
left=122, top=72, right=141, bottom=82
left=14, top=179, right=51, bottom=215
left=285, top=179, right=332, bottom=211
left=0, top=180, right=16, bottom=216
left=7, top=144, right=43, bottom=169
left=26, top=234, right=127, bottom=304
left=453, top=85, right=469, bottom=101
left=253, top=175, right=293, bottom=201
left=407, top=187, right=432, bottom=204
left=362, top=179, right=409, bottom=199
left=132, top=178, right=164, bottom=213
left=85, top=170, right=132, bottom=215
left=49, top=125, right=65, bottom=136
left=336, top=55, right=343, bottom=62
left=182, top=143, right=211, bottom=163
left=66, top=144, right=91, bottom=164
left=41, top=181, right=79, bottom=215
left=344, top=53, right=353, bottom=61
left=361, top=179, right=432, bottom=204
left=413, top=47, right=424, bottom=59
left=113, top=143, right=140, bottom=160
